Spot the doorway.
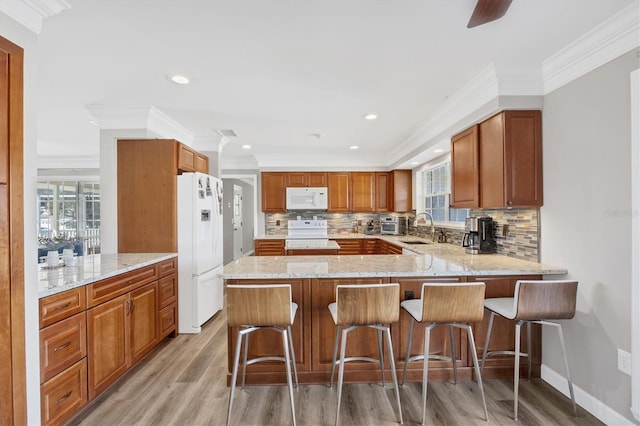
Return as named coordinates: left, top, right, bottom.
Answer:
left=233, top=184, right=243, bottom=259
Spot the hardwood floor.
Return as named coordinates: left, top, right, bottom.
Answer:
left=69, top=306, right=603, bottom=426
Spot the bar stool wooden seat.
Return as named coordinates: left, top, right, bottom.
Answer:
left=226, top=284, right=299, bottom=426
left=401, top=282, right=488, bottom=425
left=328, top=283, right=403, bottom=425
left=480, top=279, right=578, bottom=420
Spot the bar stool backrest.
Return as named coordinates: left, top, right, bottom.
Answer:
left=514, top=280, right=578, bottom=320
left=227, top=284, right=293, bottom=327
left=336, top=283, right=399, bottom=325
left=421, top=282, right=486, bottom=323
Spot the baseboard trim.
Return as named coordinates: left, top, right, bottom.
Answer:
left=541, top=364, right=634, bottom=425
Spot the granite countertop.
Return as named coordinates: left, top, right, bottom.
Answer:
left=224, top=235, right=567, bottom=279
left=38, top=253, right=177, bottom=298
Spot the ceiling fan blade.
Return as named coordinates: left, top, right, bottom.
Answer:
left=467, top=0, right=513, bottom=28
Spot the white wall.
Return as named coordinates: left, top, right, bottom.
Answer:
left=0, top=12, right=40, bottom=425
left=541, top=48, right=640, bottom=423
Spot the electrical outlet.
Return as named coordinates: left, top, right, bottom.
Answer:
left=358, top=220, right=362, bottom=226
left=618, top=348, right=632, bottom=375
left=404, top=291, right=414, bottom=300
left=276, top=220, right=280, bottom=226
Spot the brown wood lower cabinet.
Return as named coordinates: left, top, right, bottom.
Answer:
left=39, top=257, right=177, bottom=426
left=254, top=239, right=285, bottom=256
left=225, top=274, right=542, bottom=385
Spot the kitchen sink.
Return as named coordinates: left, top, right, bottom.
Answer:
left=400, top=240, right=430, bottom=245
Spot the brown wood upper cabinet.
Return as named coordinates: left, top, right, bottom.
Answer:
left=451, top=110, right=543, bottom=209
left=451, top=125, right=480, bottom=208
left=351, top=172, right=375, bottom=212
left=177, top=142, right=209, bottom=174
left=286, top=172, right=328, bottom=187
left=261, top=172, right=287, bottom=213
left=327, top=172, right=351, bottom=212
left=390, top=169, right=412, bottom=212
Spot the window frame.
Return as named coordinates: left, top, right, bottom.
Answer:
left=416, top=158, right=468, bottom=230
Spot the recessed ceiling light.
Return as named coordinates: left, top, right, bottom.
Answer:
left=363, top=113, right=378, bottom=120
left=433, top=148, right=444, bottom=153
left=241, top=144, right=252, bottom=149
left=411, top=161, right=419, bottom=165
left=171, top=74, right=190, bottom=85
left=89, top=120, right=99, bottom=126
left=349, top=145, right=359, bottom=150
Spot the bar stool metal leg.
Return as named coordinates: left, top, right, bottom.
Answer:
left=514, top=320, right=523, bottom=420
left=402, top=317, right=415, bottom=385
left=465, top=324, right=488, bottom=420
left=377, top=328, right=386, bottom=387
left=527, top=321, right=532, bottom=381
left=329, top=325, right=341, bottom=387
left=287, top=325, right=299, bottom=388
left=449, top=325, right=457, bottom=384
left=381, top=325, right=403, bottom=424
left=282, top=328, right=297, bottom=426
left=540, top=320, right=577, bottom=416
left=480, top=311, right=496, bottom=372
left=422, top=324, right=434, bottom=425
left=241, top=331, right=249, bottom=390
left=335, top=326, right=352, bottom=426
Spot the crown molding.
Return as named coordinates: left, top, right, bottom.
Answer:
left=0, top=0, right=70, bottom=33
left=85, top=105, right=194, bottom=145
left=543, top=0, right=640, bottom=94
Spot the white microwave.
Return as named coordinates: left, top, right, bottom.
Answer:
left=286, top=187, right=328, bottom=210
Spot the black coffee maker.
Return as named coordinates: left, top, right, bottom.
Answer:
left=462, top=216, right=496, bottom=254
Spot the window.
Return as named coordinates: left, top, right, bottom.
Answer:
left=37, top=181, right=101, bottom=253
left=419, top=162, right=468, bottom=223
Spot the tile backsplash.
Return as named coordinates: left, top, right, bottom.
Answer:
left=265, top=208, right=539, bottom=262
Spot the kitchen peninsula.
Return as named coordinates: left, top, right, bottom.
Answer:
left=38, top=253, right=177, bottom=426
left=221, top=237, right=567, bottom=386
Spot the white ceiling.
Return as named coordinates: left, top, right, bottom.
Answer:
left=29, top=0, right=636, bottom=170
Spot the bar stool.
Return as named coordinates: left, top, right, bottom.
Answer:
left=328, top=283, right=403, bottom=425
left=480, top=279, right=578, bottom=420
left=401, top=282, right=488, bottom=425
left=226, top=284, right=299, bottom=426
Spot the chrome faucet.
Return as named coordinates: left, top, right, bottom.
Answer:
left=413, top=212, right=436, bottom=242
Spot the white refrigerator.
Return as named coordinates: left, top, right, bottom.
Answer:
left=177, top=172, right=224, bottom=334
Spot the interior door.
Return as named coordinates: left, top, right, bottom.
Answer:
left=233, top=185, right=243, bottom=260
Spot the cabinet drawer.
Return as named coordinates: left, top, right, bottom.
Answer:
left=87, top=264, right=158, bottom=307
left=158, top=274, right=177, bottom=308
left=158, top=303, right=177, bottom=337
left=334, top=239, right=362, bottom=255
left=41, top=358, right=88, bottom=426
left=40, top=288, right=86, bottom=328
left=40, top=312, right=87, bottom=383
left=158, top=257, right=177, bottom=277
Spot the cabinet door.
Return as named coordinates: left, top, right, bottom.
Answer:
left=503, top=110, right=543, bottom=207
left=391, top=170, right=412, bottom=212
left=254, top=239, right=285, bottom=256
left=286, top=172, right=307, bottom=187
left=374, top=172, right=391, bottom=212
left=307, top=172, right=328, bottom=187
left=261, top=172, right=286, bottom=212
left=327, top=172, right=351, bottom=212
left=40, top=359, right=87, bottom=426
left=333, top=239, right=361, bottom=255
left=451, top=125, right=479, bottom=208
left=87, top=295, right=129, bottom=400
left=195, top=153, right=209, bottom=174
left=351, top=172, right=375, bottom=212
left=130, top=282, right=158, bottom=364
left=479, top=113, right=505, bottom=208
left=177, top=143, right=197, bottom=172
